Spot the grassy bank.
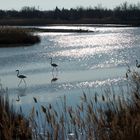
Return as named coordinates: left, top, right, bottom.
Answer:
left=1, top=71, right=140, bottom=139
left=0, top=27, right=40, bottom=47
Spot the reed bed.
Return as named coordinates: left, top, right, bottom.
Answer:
left=0, top=26, right=40, bottom=46
left=29, top=71, right=140, bottom=140
left=1, top=71, right=140, bottom=140
left=0, top=84, right=32, bottom=140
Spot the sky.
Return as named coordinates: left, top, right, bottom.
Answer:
left=0, top=0, right=139, bottom=10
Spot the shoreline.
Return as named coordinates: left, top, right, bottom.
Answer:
left=1, top=23, right=134, bottom=28
left=44, top=23, right=132, bottom=27
left=27, top=27, right=94, bottom=33
left=0, top=24, right=138, bottom=47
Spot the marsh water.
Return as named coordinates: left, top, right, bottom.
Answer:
left=0, top=25, right=140, bottom=113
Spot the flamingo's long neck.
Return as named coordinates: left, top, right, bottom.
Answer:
left=18, top=96, right=20, bottom=100
left=50, top=58, right=52, bottom=64
left=17, top=70, right=19, bottom=77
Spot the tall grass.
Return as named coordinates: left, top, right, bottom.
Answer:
left=0, top=84, right=32, bottom=139
left=1, top=71, right=140, bottom=139
left=28, top=71, right=140, bottom=140
left=0, top=26, right=40, bottom=46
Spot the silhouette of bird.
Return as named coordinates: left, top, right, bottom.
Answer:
left=16, top=70, right=27, bottom=86
left=136, top=60, right=140, bottom=68
left=50, top=58, right=58, bottom=73
left=126, top=72, right=128, bottom=79
left=16, top=70, right=27, bottom=79
left=50, top=57, right=58, bottom=68
left=125, top=65, right=131, bottom=79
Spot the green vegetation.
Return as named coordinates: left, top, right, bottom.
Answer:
left=1, top=71, right=140, bottom=139
left=0, top=27, right=40, bottom=46
left=0, top=2, right=140, bottom=26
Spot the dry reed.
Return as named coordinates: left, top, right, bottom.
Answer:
left=0, top=26, right=40, bottom=46
left=1, top=71, right=140, bottom=140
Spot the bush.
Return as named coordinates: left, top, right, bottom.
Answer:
left=0, top=27, right=40, bottom=46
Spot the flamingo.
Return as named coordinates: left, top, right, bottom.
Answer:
left=136, top=60, right=140, bottom=68
left=125, top=65, right=131, bottom=79
left=16, top=70, right=27, bottom=86
left=50, top=58, right=58, bottom=72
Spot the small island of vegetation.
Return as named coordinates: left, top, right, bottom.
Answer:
left=0, top=27, right=40, bottom=47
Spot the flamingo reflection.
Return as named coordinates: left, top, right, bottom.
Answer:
left=51, top=77, right=58, bottom=83
left=16, top=95, right=20, bottom=102
left=51, top=69, right=58, bottom=83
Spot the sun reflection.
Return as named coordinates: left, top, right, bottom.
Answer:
left=1, top=26, right=140, bottom=111
left=52, top=32, right=133, bottom=48
left=47, top=31, right=133, bottom=60
left=49, top=45, right=120, bottom=58
left=56, top=77, right=125, bottom=90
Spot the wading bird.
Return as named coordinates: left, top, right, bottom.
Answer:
left=50, top=58, right=58, bottom=71
left=16, top=70, right=27, bottom=86
left=136, top=60, right=140, bottom=68
left=125, top=65, right=131, bottom=79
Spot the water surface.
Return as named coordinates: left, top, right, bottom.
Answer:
left=0, top=25, right=140, bottom=112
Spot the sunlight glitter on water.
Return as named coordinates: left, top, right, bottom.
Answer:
left=50, top=45, right=120, bottom=58
left=1, top=26, right=140, bottom=110
left=48, top=31, right=133, bottom=48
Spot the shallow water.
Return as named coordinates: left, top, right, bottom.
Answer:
left=0, top=25, right=140, bottom=112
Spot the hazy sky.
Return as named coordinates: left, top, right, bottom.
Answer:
left=0, top=0, right=139, bottom=10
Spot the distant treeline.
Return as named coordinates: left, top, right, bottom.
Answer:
left=0, top=2, right=140, bottom=26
